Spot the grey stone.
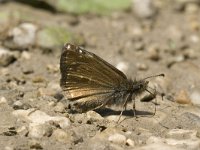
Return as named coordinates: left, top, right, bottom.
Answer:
left=133, top=0, right=157, bottom=19
left=4, top=23, right=37, bottom=50
left=51, top=129, right=73, bottom=143
left=28, top=123, right=53, bottom=139
left=0, top=48, right=16, bottom=66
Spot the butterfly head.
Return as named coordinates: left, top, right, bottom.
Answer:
left=132, top=80, right=149, bottom=93
left=132, top=73, right=164, bottom=94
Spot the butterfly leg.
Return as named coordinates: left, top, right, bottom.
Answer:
left=132, top=94, right=136, bottom=117
left=117, top=93, right=132, bottom=123
left=117, top=105, right=126, bottom=123
left=93, top=102, right=108, bottom=110
left=145, top=87, right=157, bottom=116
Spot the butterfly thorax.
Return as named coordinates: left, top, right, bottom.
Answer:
left=131, top=79, right=149, bottom=95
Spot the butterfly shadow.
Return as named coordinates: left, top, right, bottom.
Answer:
left=95, top=108, right=154, bottom=118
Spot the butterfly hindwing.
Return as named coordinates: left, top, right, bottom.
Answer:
left=60, top=43, right=128, bottom=111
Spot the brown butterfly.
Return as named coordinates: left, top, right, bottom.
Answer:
left=60, top=43, right=164, bottom=120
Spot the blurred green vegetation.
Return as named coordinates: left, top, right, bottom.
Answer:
left=55, top=0, right=132, bottom=15
left=37, top=26, right=84, bottom=49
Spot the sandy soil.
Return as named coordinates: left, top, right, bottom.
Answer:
left=0, top=1, right=200, bottom=150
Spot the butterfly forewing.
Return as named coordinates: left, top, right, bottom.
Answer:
left=60, top=43, right=128, bottom=111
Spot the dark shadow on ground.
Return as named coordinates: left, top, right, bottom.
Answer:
left=14, top=0, right=56, bottom=12
left=95, top=108, right=154, bottom=117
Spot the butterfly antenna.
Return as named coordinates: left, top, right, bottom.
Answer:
left=142, top=73, right=165, bottom=81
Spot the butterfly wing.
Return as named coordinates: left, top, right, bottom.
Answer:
left=60, top=43, right=128, bottom=112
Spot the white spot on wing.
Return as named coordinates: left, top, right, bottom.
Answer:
left=79, top=49, right=83, bottom=53
left=71, top=93, right=74, bottom=97
left=67, top=44, right=71, bottom=50
left=88, top=54, right=93, bottom=58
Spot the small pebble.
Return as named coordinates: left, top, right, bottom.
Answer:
left=86, top=111, right=104, bottom=121
left=46, top=64, right=59, bottom=73
left=190, top=34, right=199, bottom=43
left=16, top=126, right=28, bottom=136
left=29, top=140, right=43, bottom=149
left=0, top=48, right=16, bottom=66
left=5, top=23, right=37, bottom=49
left=21, top=51, right=31, bottom=60
left=4, top=146, right=14, bottom=150
left=136, top=63, right=148, bottom=71
left=54, top=102, right=66, bottom=113
left=190, top=91, right=200, bottom=105
left=12, top=109, right=71, bottom=128
left=147, top=44, right=160, bottom=61
left=185, top=3, right=199, bottom=14
left=52, top=129, right=73, bottom=143
left=12, top=100, right=31, bottom=110
left=196, top=129, right=200, bottom=138
left=0, top=96, right=7, bottom=104
left=51, top=116, right=71, bottom=129
left=133, top=40, right=145, bottom=51
left=47, top=82, right=61, bottom=91
left=167, top=26, right=184, bottom=42
left=166, top=129, right=196, bottom=139
left=22, top=66, right=34, bottom=74
left=190, top=21, right=200, bottom=31
left=126, top=138, right=135, bottom=147
left=183, top=49, right=196, bottom=59
left=108, top=133, right=126, bottom=145
left=38, top=88, right=54, bottom=97
left=32, top=76, right=46, bottom=83
left=110, top=143, right=124, bottom=150
left=129, top=26, right=143, bottom=37
left=175, top=90, right=191, bottom=104
left=105, top=115, right=126, bottom=122
left=133, top=0, right=157, bottom=19
left=28, top=123, right=53, bottom=139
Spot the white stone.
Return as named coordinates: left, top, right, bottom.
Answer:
left=105, top=115, right=125, bottom=122
left=165, top=138, right=200, bottom=149
left=54, top=102, right=66, bottom=113
left=146, top=136, right=165, bottom=144
left=167, top=129, right=196, bottom=137
left=108, top=133, right=126, bottom=144
left=51, top=116, right=70, bottom=129
left=190, top=91, right=200, bottom=105
left=28, top=123, right=52, bottom=139
left=8, top=23, right=37, bottom=48
left=12, top=109, right=70, bottom=128
left=146, top=132, right=200, bottom=150
left=86, top=111, right=104, bottom=120
left=190, top=35, right=199, bottom=43
left=16, top=126, right=27, bottom=133
left=28, top=123, right=45, bottom=139
left=0, top=97, right=7, bottom=104
left=4, top=146, right=14, bottom=150
left=21, top=51, right=31, bottom=60
left=27, top=110, right=52, bottom=124
left=52, top=129, right=72, bottom=143
left=134, top=143, right=180, bottom=150
left=133, top=0, right=156, bottom=18
left=126, top=138, right=135, bottom=147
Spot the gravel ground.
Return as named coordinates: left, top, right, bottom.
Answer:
left=0, top=1, right=200, bottom=150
